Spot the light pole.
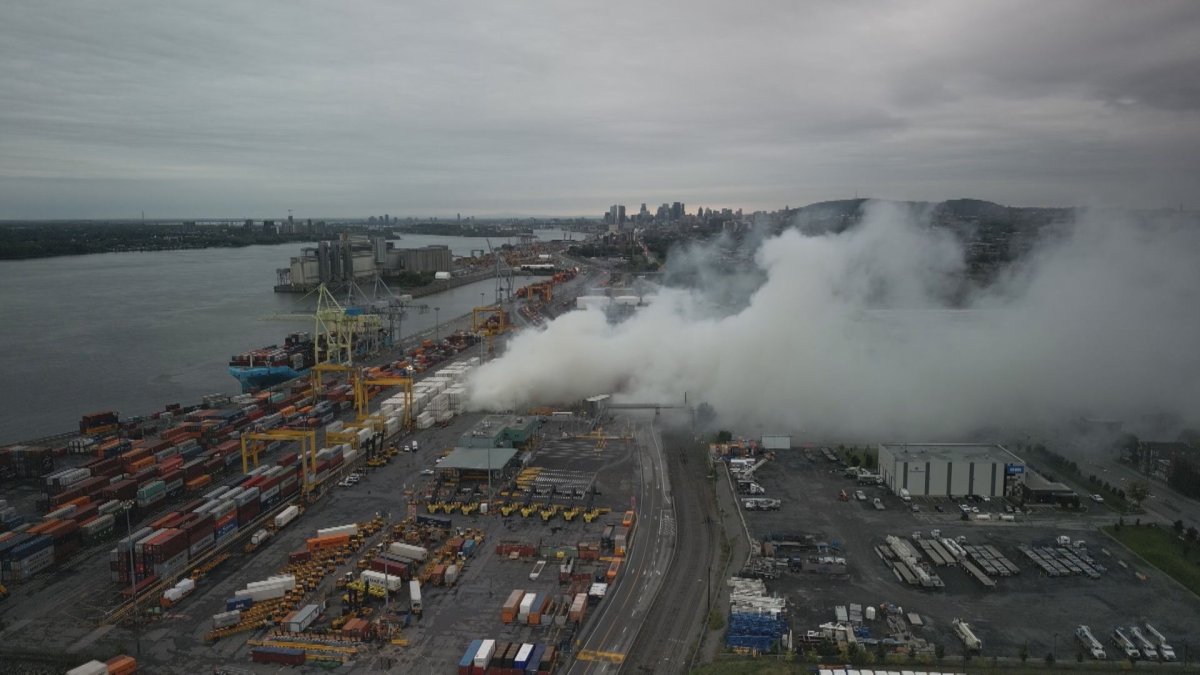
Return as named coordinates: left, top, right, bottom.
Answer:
left=124, top=501, right=141, bottom=657
left=434, top=307, right=440, bottom=343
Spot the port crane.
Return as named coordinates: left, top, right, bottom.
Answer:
left=471, top=306, right=510, bottom=360
left=239, top=429, right=318, bottom=495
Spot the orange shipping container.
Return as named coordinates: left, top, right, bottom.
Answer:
left=28, top=519, right=59, bottom=534
left=501, top=589, right=524, bottom=624
left=606, top=559, right=620, bottom=581
left=129, top=456, right=155, bottom=471
left=186, top=475, right=212, bottom=491
left=280, top=406, right=296, bottom=417
left=306, top=533, right=350, bottom=552
left=65, top=496, right=91, bottom=510
left=105, top=654, right=138, bottom=675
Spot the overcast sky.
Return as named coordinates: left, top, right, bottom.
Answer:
left=2, top=1, right=1198, bottom=219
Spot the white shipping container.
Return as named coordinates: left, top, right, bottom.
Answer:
left=274, top=505, right=300, bottom=529
left=65, top=661, right=108, bottom=675
left=212, top=610, right=241, bottom=629
left=388, top=542, right=428, bottom=561
left=519, top=592, right=535, bottom=621
left=474, top=640, right=496, bottom=668
left=317, top=524, right=357, bottom=538
left=360, top=570, right=404, bottom=592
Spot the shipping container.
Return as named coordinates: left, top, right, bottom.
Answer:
left=250, top=646, right=306, bottom=666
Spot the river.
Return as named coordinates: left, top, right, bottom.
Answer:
left=0, top=230, right=568, bottom=442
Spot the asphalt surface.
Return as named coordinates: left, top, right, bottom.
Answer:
left=622, top=427, right=719, bottom=675
left=566, top=419, right=673, bottom=675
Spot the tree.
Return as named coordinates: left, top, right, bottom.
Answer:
left=849, top=455, right=862, bottom=467
left=715, top=430, right=732, bottom=443
left=1175, top=520, right=1186, bottom=535
left=1076, top=650, right=1085, bottom=663
left=934, top=643, right=945, bottom=661
left=1188, top=526, right=1199, bottom=541
left=1019, top=643, right=1029, bottom=663
left=1045, top=652, right=1056, bottom=666
left=1129, top=481, right=1151, bottom=507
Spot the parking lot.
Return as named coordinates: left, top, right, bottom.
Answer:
left=735, top=448, right=1200, bottom=661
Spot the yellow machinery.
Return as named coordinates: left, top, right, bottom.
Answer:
left=240, top=429, right=318, bottom=495
left=471, top=306, right=510, bottom=359
left=583, top=507, right=611, bottom=523
left=561, top=506, right=582, bottom=522
left=355, top=372, right=413, bottom=430
left=309, top=361, right=359, bottom=405
left=539, top=504, right=559, bottom=521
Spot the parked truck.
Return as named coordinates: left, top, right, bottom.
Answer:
left=1112, top=627, right=1141, bottom=659
left=1143, top=623, right=1176, bottom=661
left=1076, top=625, right=1106, bottom=660
left=953, top=618, right=982, bottom=652
left=1129, top=626, right=1159, bottom=661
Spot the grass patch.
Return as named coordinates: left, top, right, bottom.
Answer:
left=1105, top=524, right=1200, bottom=597
left=692, top=660, right=800, bottom=675
left=707, top=609, right=726, bottom=631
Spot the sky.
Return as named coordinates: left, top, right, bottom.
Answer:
left=2, top=1, right=1199, bottom=219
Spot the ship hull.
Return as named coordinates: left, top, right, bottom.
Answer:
left=228, top=365, right=308, bottom=392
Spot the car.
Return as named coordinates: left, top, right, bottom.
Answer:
left=934, top=505, right=945, bottom=513
left=420, top=469, right=435, bottom=476
left=435, top=456, right=444, bottom=464
left=910, top=504, right=921, bottom=512
left=854, top=490, right=867, bottom=501
left=1090, top=494, right=1104, bottom=503
left=971, top=506, right=980, bottom=513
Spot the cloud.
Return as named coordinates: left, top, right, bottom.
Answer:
left=468, top=203, right=1200, bottom=439
left=0, top=1, right=1198, bottom=217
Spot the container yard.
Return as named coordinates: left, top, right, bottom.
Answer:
left=721, top=442, right=1200, bottom=665
left=0, top=264, right=681, bottom=673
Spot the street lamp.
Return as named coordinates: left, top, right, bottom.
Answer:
left=434, top=306, right=440, bottom=343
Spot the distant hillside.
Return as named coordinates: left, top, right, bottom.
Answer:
left=779, top=197, right=1074, bottom=237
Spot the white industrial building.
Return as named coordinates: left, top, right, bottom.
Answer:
left=877, top=443, right=1026, bottom=498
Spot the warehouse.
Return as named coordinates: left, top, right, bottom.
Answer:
left=436, top=447, right=520, bottom=482
left=876, top=443, right=1026, bottom=498
left=458, top=415, right=540, bottom=449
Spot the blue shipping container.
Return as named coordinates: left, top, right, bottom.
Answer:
left=226, top=596, right=254, bottom=611
left=459, top=639, right=482, bottom=670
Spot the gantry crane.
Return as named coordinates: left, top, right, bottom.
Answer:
left=355, top=372, right=414, bottom=430
left=240, top=429, right=318, bottom=496
left=471, top=306, right=510, bottom=360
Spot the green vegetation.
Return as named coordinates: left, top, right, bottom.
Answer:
left=1105, top=524, right=1200, bottom=597
left=707, top=609, right=726, bottom=631
left=391, top=270, right=436, bottom=288
left=0, top=221, right=318, bottom=259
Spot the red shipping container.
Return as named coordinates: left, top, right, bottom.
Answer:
left=277, top=452, right=299, bottom=467
left=237, top=499, right=261, bottom=524
left=70, top=502, right=100, bottom=525
left=102, top=478, right=138, bottom=501
left=182, top=459, right=206, bottom=479
left=160, top=456, right=184, bottom=474
left=160, top=468, right=183, bottom=486
left=43, top=519, right=80, bottom=541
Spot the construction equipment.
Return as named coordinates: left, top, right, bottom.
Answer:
left=471, top=306, right=510, bottom=359
left=240, top=429, right=318, bottom=490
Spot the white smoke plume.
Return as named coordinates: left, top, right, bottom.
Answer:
left=468, top=202, right=1200, bottom=439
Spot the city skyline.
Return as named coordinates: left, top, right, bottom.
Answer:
left=2, top=1, right=1198, bottom=219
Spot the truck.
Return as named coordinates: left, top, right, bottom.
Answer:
left=1129, top=626, right=1158, bottom=661
left=857, top=472, right=881, bottom=486
left=409, top=580, right=422, bottom=613
left=737, top=480, right=766, bottom=495
left=1076, top=625, right=1106, bottom=660
left=1143, top=623, right=1175, bottom=661
left=1112, top=627, right=1141, bottom=659
left=953, top=618, right=982, bottom=652
left=529, top=560, right=546, bottom=581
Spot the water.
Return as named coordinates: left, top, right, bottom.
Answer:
left=0, top=230, right=568, bottom=442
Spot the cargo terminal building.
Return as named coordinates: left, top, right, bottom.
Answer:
left=877, top=443, right=1027, bottom=499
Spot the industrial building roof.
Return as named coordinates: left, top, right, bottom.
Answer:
left=879, top=443, right=1023, bottom=464
left=438, top=447, right=519, bottom=472
left=1022, top=470, right=1075, bottom=494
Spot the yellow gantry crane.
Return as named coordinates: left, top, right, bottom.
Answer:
left=355, top=373, right=414, bottom=430
left=240, top=429, right=318, bottom=495
left=472, top=306, right=510, bottom=359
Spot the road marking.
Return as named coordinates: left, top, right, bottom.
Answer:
left=659, top=513, right=676, bottom=537
left=576, top=650, right=625, bottom=663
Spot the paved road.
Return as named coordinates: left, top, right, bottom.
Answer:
left=622, top=427, right=718, bottom=674
left=567, top=419, right=673, bottom=675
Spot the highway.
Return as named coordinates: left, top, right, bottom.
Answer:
left=567, top=419, right=674, bottom=674
left=622, top=427, right=718, bottom=674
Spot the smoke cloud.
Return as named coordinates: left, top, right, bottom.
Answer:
left=468, top=202, right=1200, bottom=439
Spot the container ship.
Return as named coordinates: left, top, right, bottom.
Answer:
left=228, top=333, right=316, bottom=392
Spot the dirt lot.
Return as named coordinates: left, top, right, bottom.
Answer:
left=736, top=448, right=1200, bottom=662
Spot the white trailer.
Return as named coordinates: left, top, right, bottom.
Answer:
left=1129, top=626, right=1159, bottom=660
left=1075, top=625, right=1107, bottom=660
left=409, top=580, right=423, bottom=613
left=1143, top=623, right=1176, bottom=661
left=1112, top=627, right=1141, bottom=659
left=953, top=618, right=982, bottom=652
